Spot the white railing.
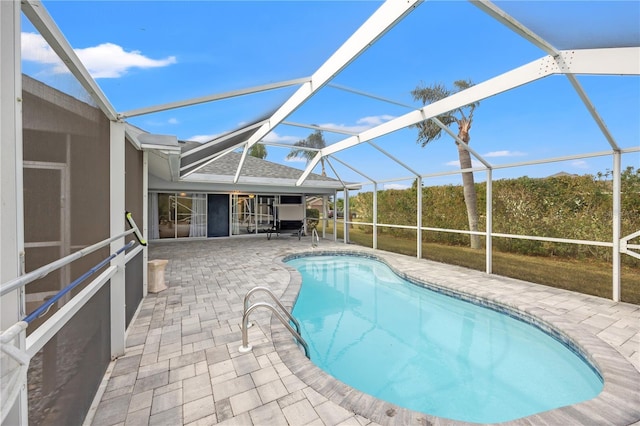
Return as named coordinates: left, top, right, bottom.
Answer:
left=0, top=214, right=146, bottom=424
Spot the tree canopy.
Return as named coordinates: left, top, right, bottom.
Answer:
left=248, top=143, right=267, bottom=159
left=286, top=128, right=327, bottom=176
left=411, top=79, right=481, bottom=249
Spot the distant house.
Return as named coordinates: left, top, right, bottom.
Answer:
left=306, top=196, right=326, bottom=212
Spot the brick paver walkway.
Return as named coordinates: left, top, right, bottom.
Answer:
left=88, top=237, right=640, bottom=426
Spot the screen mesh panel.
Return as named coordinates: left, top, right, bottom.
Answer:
left=22, top=73, right=112, bottom=425
left=27, top=283, right=111, bottom=426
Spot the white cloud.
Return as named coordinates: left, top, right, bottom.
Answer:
left=263, top=131, right=299, bottom=144
left=356, top=115, right=396, bottom=127
left=167, top=118, right=179, bottom=125
left=284, top=156, right=308, bottom=163
left=21, top=32, right=176, bottom=79
left=483, top=150, right=526, bottom=158
left=21, top=32, right=60, bottom=65
left=571, top=160, right=589, bottom=169
left=188, top=134, right=221, bottom=143
left=319, top=114, right=396, bottom=134
left=383, top=183, right=410, bottom=190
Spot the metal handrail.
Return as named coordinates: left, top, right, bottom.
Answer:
left=239, top=302, right=309, bottom=358
left=1, top=212, right=145, bottom=297
left=242, top=286, right=302, bottom=333
left=0, top=228, right=136, bottom=297
left=239, top=286, right=309, bottom=358
left=23, top=240, right=135, bottom=323
left=311, top=228, right=319, bottom=247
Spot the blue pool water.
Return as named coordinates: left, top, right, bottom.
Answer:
left=286, top=255, right=603, bottom=423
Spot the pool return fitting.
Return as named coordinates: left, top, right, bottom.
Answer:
left=239, top=286, right=309, bottom=358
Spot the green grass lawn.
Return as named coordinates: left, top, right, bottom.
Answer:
left=318, top=223, right=640, bottom=304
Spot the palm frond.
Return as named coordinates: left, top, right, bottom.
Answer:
left=411, top=82, right=451, bottom=105
left=286, top=129, right=327, bottom=164
left=410, top=80, right=478, bottom=146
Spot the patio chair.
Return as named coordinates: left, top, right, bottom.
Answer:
left=267, top=204, right=304, bottom=240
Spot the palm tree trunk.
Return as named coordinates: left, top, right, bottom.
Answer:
left=457, top=123, right=481, bottom=249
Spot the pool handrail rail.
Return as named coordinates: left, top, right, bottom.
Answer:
left=242, top=286, right=302, bottom=333
left=240, top=301, right=310, bottom=358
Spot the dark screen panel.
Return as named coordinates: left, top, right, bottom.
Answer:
left=280, top=195, right=302, bottom=204
left=125, top=251, right=144, bottom=326
left=27, top=282, right=111, bottom=425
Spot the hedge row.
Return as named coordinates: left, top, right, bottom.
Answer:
left=351, top=167, right=640, bottom=264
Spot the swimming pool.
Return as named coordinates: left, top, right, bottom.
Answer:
left=286, top=254, right=603, bottom=424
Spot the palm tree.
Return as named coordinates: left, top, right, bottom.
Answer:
left=286, top=128, right=327, bottom=176
left=248, top=143, right=267, bottom=159
left=411, top=79, right=481, bottom=249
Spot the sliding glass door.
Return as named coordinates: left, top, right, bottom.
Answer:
left=154, top=192, right=207, bottom=239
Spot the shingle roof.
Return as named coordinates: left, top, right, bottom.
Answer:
left=181, top=141, right=337, bottom=182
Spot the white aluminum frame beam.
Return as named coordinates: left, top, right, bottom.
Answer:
left=120, top=77, right=310, bottom=118
left=472, top=1, right=624, bottom=151
left=181, top=120, right=267, bottom=161
left=471, top=0, right=558, bottom=54
left=328, top=155, right=376, bottom=184
left=281, top=121, right=358, bottom=136
left=295, top=47, right=639, bottom=182
left=21, top=1, right=118, bottom=121
left=300, top=57, right=551, bottom=180
left=430, top=117, right=492, bottom=169
left=328, top=82, right=416, bottom=109
left=233, top=0, right=423, bottom=183
left=324, top=158, right=347, bottom=189
left=367, top=141, right=421, bottom=177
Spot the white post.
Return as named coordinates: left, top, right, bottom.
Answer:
left=612, top=152, right=621, bottom=302
left=416, top=177, right=422, bottom=259
left=333, top=190, right=337, bottom=241
left=373, top=183, right=378, bottom=250
left=486, top=169, right=493, bottom=274
left=110, top=121, right=126, bottom=358
left=343, top=188, right=350, bottom=244
left=142, top=151, right=149, bottom=296
left=0, top=1, right=27, bottom=423
left=322, top=195, right=327, bottom=239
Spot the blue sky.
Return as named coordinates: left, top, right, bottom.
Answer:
left=21, top=1, right=640, bottom=188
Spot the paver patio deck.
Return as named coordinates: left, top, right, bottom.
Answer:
left=87, top=237, right=640, bottom=426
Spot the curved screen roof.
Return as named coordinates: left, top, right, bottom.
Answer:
left=21, top=0, right=639, bottom=187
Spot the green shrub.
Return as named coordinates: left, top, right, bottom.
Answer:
left=348, top=167, right=639, bottom=266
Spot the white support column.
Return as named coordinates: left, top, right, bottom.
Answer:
left=486, top=170, right=493, bottom=274
left=612, top=152, right=621, bottom=302
left=333, top=191, right=337, bottom=242
left=373, top=183, right=378, bottom=250
left=0, top=2, right=27, bottom=424
left=110, top=121, right=126, bottom=358
left=343, top=189, right=350, bottom=244
left=416, top=177, right=422, bottom=259
left=142, top=151, right=149, bottom=297
left=322, top=195, right=327, bottom=239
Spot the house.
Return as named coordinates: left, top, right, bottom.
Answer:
left=127, top=129, right=350, bottom=239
